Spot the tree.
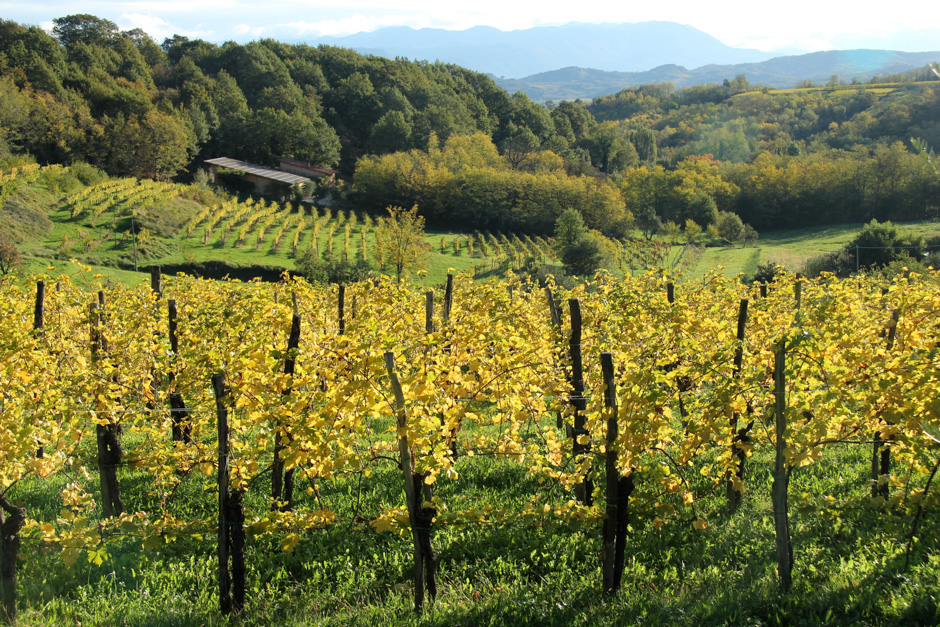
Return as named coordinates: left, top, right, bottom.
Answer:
left=715, top=211, right=745, bottom=245
left=846, top=219, right=923, bottom=270
left=374, top=205, right=429, bottom=280
left=553, top=208, right=604, bottom=276
left=52, top=14, right=119, bottom=48
left=561, top=236, right=603, bottom=277
left=553, top=208, right=587, bottom=258
left=684, top=218, right=703, bottom=244
left=0, top=232, right=21, bottom=276
left=371, top=111, right=412, bottom=154
left=635, top=205, right=662, bottom=241
left=501, top=124, right=540, bottom=170
left=630, top=127, right=657, bottom=165
left=912, top=63, right=940, bottom=180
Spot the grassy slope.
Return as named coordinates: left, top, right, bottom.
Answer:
left=10, top=179, right=498, bottom=287
left=9, top=174, right=940, bottom=288
left=11, top=419, right=940, bottom=626
left=681, top=220, right=940, bottom=280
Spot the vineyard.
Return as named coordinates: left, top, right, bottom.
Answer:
left=43, top=173, right=567, bottom=283
left=0, top=268, right=939, bottom=625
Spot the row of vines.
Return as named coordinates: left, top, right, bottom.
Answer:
left=0, top=268, right=938, bottom=620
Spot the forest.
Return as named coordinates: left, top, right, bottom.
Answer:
left=1, top=14, right=939, bottom=244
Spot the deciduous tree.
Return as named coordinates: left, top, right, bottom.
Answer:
left=374, top=204, right=429, bottom=280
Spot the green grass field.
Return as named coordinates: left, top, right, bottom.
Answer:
left=10, top=422, right=939, bottom=626
left=677, top=220, right=940, bottom=281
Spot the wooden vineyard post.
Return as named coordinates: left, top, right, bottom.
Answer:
left=727, top=298, right=749, bottom=508
left=872, top=308, right=901, bottom=499
left=760, top=282, right=768, bottom=298
left=168, top=300, right=191, bottom=443
left=439, top=276, right=460, bottom=456
left=384, top=352, right=437, bottom=612
left=794, top=274, right=802, bottom=310
left=442, top=274, right=453, bottom=324
left=272, top=313, right=301, bottom=511
left=213, top=373, right=245, bottom=615
left=772, top=341, right=793, bottom=590
left=662, top=282, right=692, bottom=427
left=34, top=281, right=45, bottom=459
left=33, top=280, right=44, bottom=334
left=568, top=299, right=593, bottom=505
left=91, top=302, right=123, bottom=518
left=0, top=496, right=26, bottom=625
left=150, top=266, right=162, bottom=298
left=545, top=287, right=564, bottom=429
left=545, top=287, right=562, bottom=328
left=338, top=284, right=345, bottom=335
left=600, top=352, right=632, bottom=594
left=601, top=352, right=618, bottom=594
left=425, top=290, right=434, bottom=334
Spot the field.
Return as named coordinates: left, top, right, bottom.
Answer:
left=1, top=269, right=938, bottom=625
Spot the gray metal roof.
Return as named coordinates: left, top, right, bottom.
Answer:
left=204, top=157, right=311, bottom=185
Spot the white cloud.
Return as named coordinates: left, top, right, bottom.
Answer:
left=283, top=14, right=414, bottom=37
left=118, top=12, right=216, bottom=40
left=233, top=23, right=267, bottom=37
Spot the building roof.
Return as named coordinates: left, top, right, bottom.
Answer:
left=278, top=158, right=339, bottom=177
left=205, top=157, right=311, bottom=185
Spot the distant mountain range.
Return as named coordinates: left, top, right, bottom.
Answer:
left=495, top=50, right=940, bottom=101
left=305, top=22, right=940, bottom=102
left=307, top=21, right=775, bottom=78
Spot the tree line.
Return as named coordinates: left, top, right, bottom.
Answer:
left=1, top=14, right=938, bottom=244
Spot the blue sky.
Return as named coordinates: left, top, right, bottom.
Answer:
left=2, top=0, right=938, bottom=53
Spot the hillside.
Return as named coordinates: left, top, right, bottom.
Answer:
left=495, top=51, right=940, bottom=102
left=1, top=164, right=558, bottom=287
left=2, top=14, right=940, bottom=288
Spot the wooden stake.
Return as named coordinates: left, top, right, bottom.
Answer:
left=601, top=353, right=619, bottom=594
left=168, top=300, right=190, bottom=443
left=273, top=313, right=301, bottom=510
left=150, top=266, right=162, bottom=298
left=545, top=287, right=561, bottom=328
left=443, top=274, right=454, bottom=324
left=34, top=282, right=45, bottom=458
left=384, top=352, right=437, bottom=611
left=569, top=299, right=592, bottom=505
left=91, top=302, right=123, bottom=518
left=772, top=341, right=793, bottom=590
left=0, top=496, right=25, bottom=624
left=33, top=281, right=44, bottom=333
left=872, top=308, right=901, bottom=499
left=728, top=298, right=749, bottom=508
left=338, top=285, right=345, bottom=335
left=425, top=290, right=434, bottom=334
left=213, top=373, right=243, bottom=615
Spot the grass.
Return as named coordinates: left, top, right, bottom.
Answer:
left=8, top=417, right=939, bottom=626
left=674, top=219, right=940, bottom=281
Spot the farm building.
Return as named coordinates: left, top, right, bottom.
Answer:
left=278, top=159, right=338, bottom=184
left=204, top=157, right=311, bottom=197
